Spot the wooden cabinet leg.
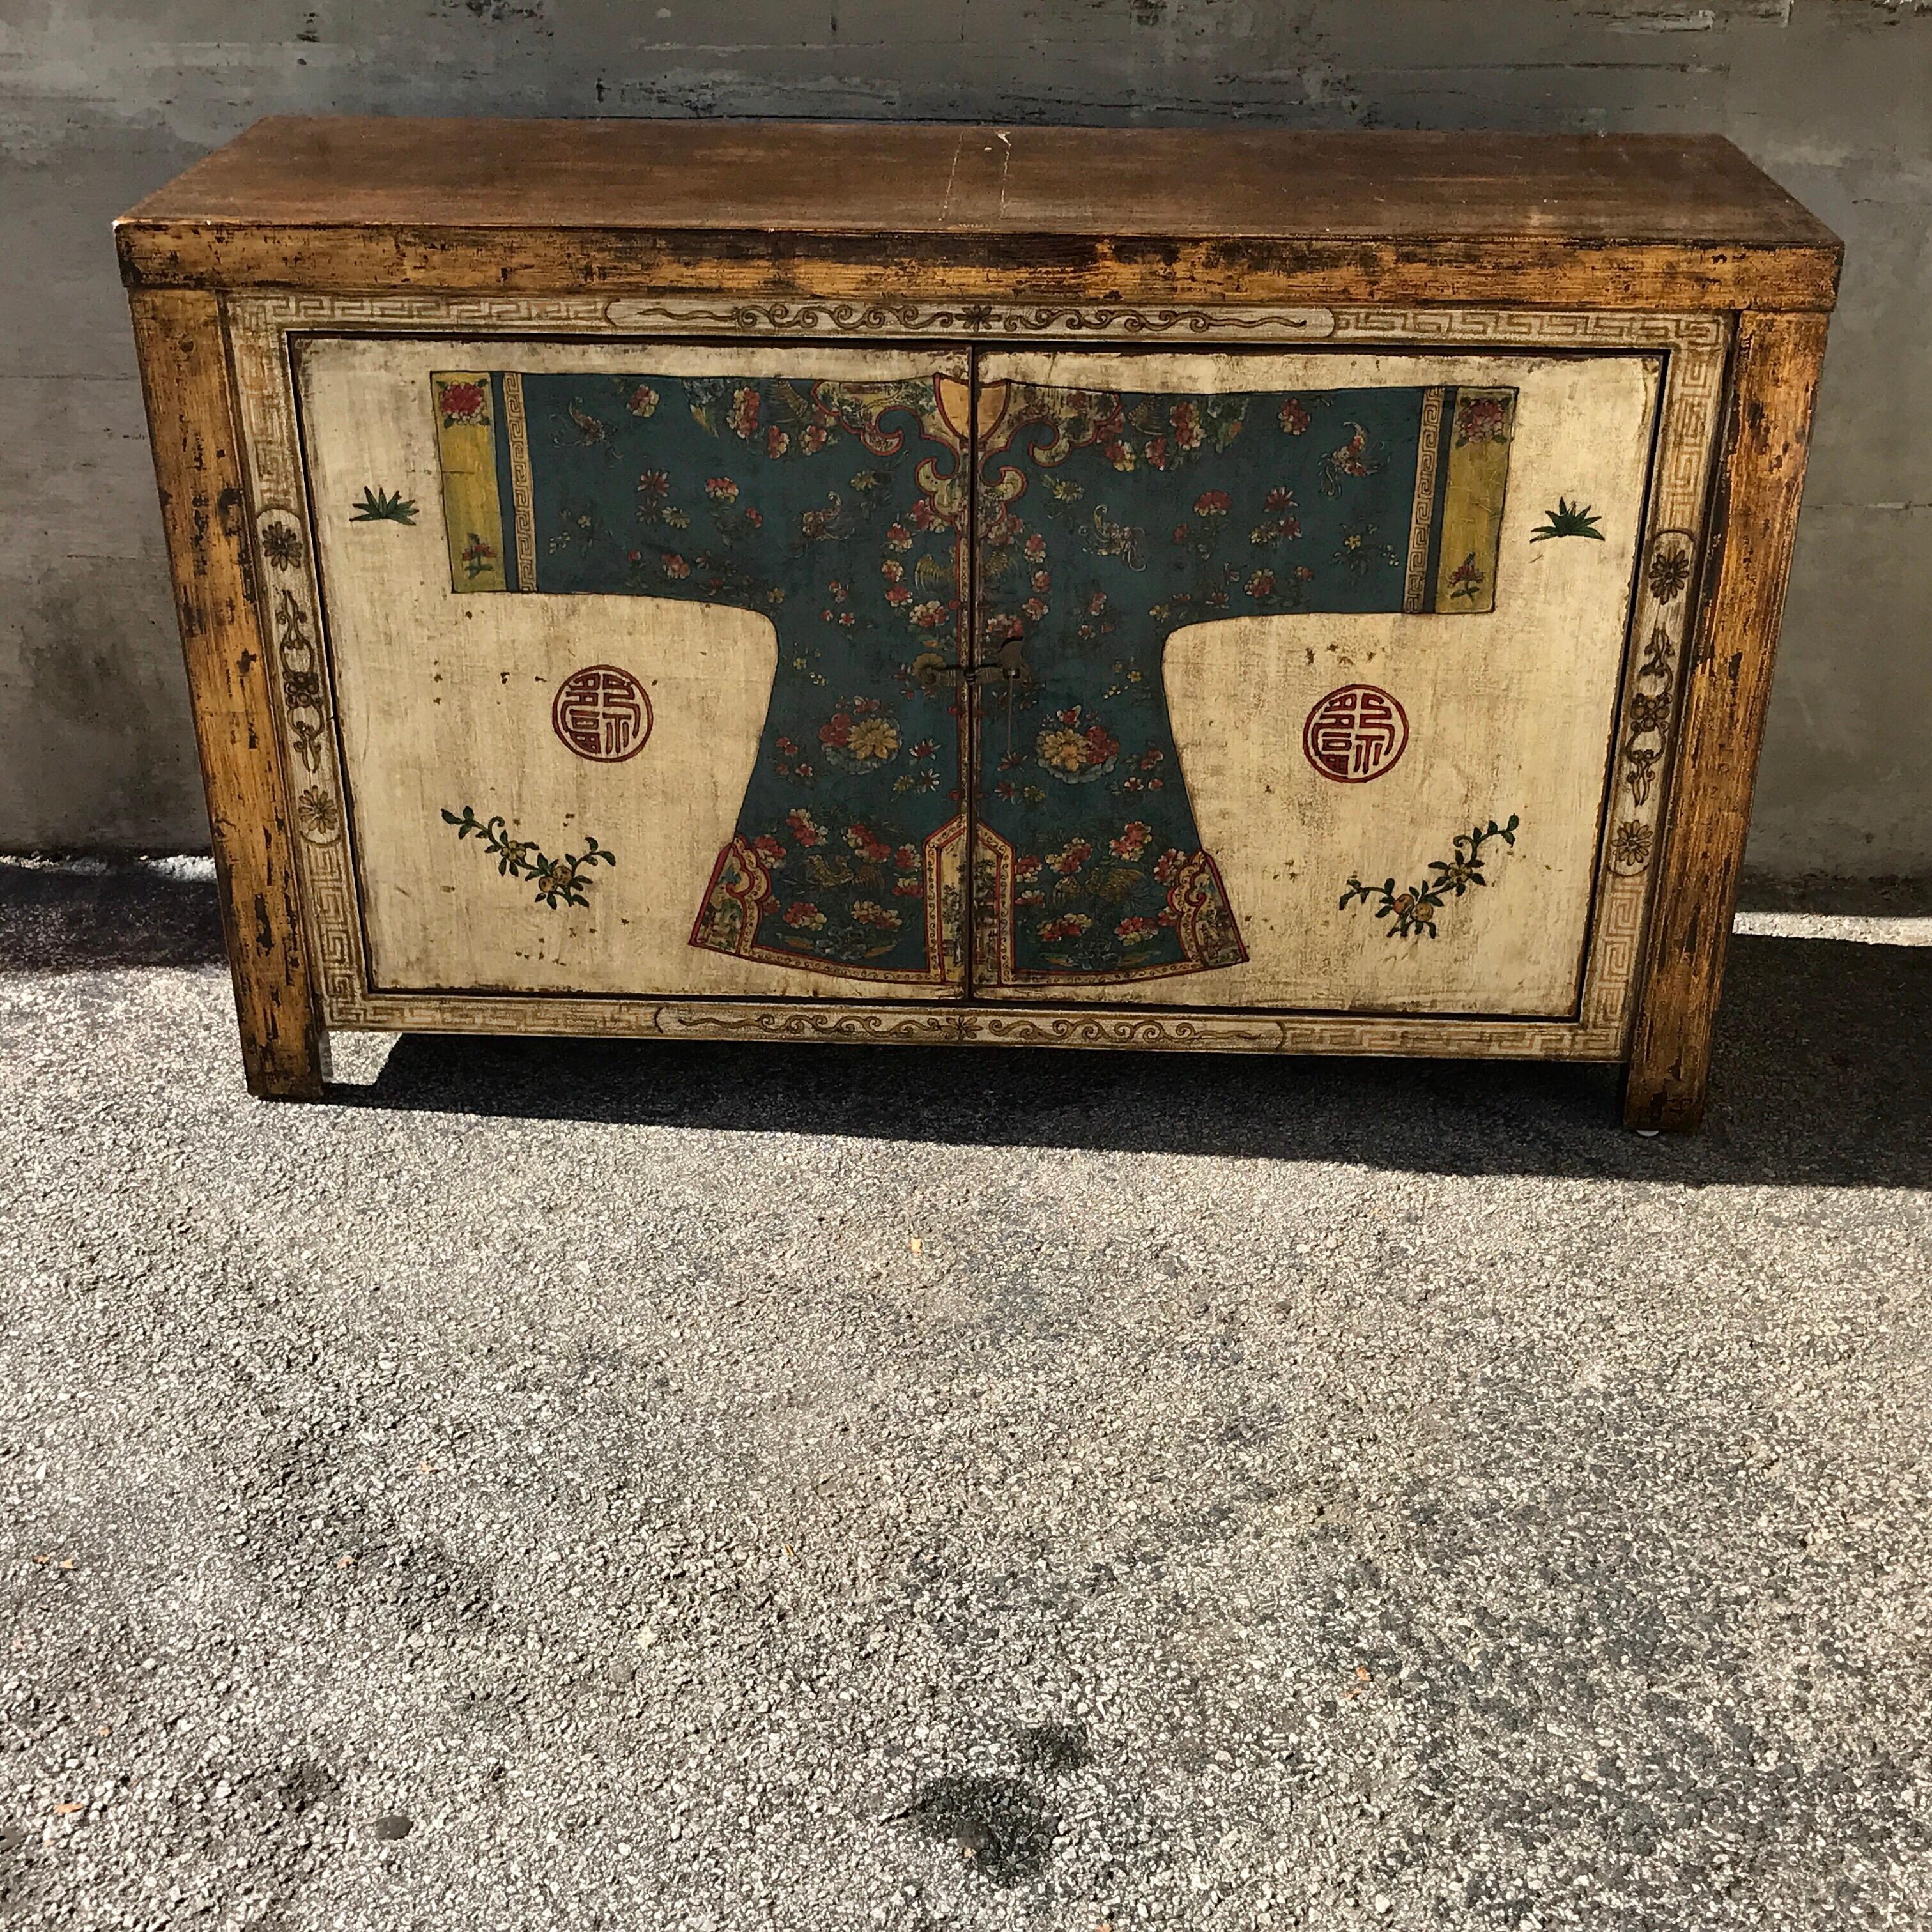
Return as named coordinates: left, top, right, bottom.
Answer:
left=1621, top=1057, right=1694, bottom=1135
left=1623, top=310, right=1830, bottom=1133
left=130, top=288, right=326, bottom=1101
left=213, top=842, right=328, bottom=1101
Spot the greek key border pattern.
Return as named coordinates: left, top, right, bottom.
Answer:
left=1403, top=385, right=1445, bottom=614
left=1329, top=309, right=1726, bottom=351
left=223, top=293, right=1727, bottom=1053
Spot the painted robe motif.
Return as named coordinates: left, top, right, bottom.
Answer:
left=429, top=367, right=1515, bottom=990
left=972, top=378, right=1515, bottom=984
left=432, top=368, right=972, bottom=985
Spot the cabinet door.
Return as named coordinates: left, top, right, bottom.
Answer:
left=296, top=338, right=971, bottom=1000
left=970, top=348, right=1662, bottom=1018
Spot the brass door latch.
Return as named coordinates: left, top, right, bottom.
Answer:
left=911, top=632, right=1029, bottom=694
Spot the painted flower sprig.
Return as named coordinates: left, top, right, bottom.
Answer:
left=441, top=806, right=615, bottom=908
left=1340, top=814, right=1521, bottom=940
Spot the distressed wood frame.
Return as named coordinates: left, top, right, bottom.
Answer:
left=1622, top=312, right=1830, bottom=1130
left=129, top=288, right=327, bottom=1099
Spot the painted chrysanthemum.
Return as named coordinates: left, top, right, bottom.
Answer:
left=295, top=786, right=339, bottom=838
left=1648, top=545, right=1692, bottom=603
left=1611, top=820, right=1654, bottom=869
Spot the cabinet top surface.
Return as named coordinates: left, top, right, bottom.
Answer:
left=125, top=117, right=1833, bottom=243
left=117, top=118, right=1840, bottom=310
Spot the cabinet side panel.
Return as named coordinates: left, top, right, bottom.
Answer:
left=1624, top=311, right=1830, bottom=1130
left=128, top=288, right=325, bottom=1098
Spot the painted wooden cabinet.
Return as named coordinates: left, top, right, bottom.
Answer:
left=118, top=120, right=1841, bottom=1127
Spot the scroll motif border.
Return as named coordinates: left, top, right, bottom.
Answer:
left=223, top=293, right=1728, bottom=1061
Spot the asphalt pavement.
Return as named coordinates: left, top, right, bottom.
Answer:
left=2, top=859, right=1928, bottom=1931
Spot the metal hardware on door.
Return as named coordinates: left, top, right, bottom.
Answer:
left=910, top=632, right=1029, bottom=694
left=908, top=651, right=976, bottom=692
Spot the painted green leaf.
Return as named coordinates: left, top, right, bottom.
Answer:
left=351, top=486, right=418, bottom=525
left=1530, top=498, right=1604, bottom=542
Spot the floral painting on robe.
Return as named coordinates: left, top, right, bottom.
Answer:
left=428, top=367, right=1515, bottom=990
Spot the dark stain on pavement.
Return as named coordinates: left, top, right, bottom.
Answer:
left=897, top=1773, right=1057, bottom=1887
left=1016, top=1720, right=1091, bottom=1777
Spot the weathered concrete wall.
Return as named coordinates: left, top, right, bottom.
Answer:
left=1, top=1, right=1926, bottom=873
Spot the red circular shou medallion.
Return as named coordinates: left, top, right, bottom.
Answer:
left=1301, top=684, right=1409, bottom=783
left=552, top=664, right=652, bottom=763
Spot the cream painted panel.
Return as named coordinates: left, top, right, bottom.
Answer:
left=298, top=336, right=963, bottom=999
left=981, top=348, right=1662, bottom=1015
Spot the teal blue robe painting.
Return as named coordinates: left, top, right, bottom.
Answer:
left=429, top=364, right=1515, bottom=990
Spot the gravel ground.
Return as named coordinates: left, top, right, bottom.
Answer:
left=1, top=861, right=1929, bottom=1931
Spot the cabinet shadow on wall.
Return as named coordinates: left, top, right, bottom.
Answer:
left=348, top=935, right=1929, bottom=1191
